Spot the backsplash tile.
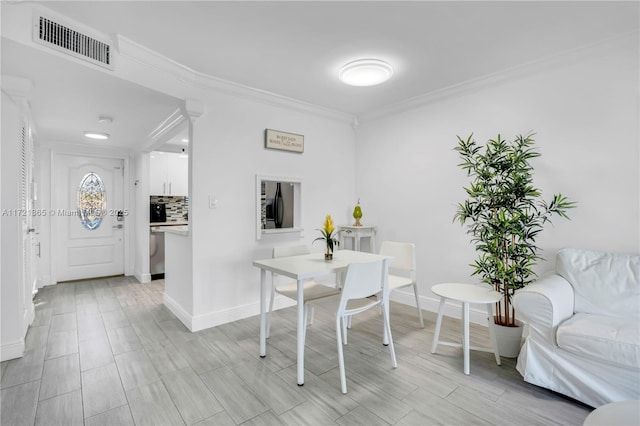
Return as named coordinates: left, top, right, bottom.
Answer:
left=150, top=195, right=188, bottom=221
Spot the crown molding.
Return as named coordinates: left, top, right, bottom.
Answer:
left=142, top=108, right=188, bottom=152
left=4, top=2, right=354, bottom=125
left=358, top=30, right=640, bottom=123
left=6, top=2, right=634, bottom=128
left=115, top=36, right=355, bottom=124
left=147, top=108, right=186, bottom=141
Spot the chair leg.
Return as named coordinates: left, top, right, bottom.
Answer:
left=342, top=315, right=348, bottom=345
left=382, top=301, right=389, bottom=346
left=431, top=297, right=446, bottom=353
left=336, top=315, right=348, bottom=394
left=413, top=283, right=424, bottom=328
left=308, top=305, right=315, bottom=326
left=382, top=302, right=397, bottom=368
left=338, top=314, right=351, bottom=345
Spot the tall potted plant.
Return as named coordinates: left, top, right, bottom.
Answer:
left=454, top=133, right=575, bottom=356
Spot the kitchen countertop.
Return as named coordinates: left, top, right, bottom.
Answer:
left=150, top=221, right=188, bottom=227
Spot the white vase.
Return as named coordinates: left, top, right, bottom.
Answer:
left=490, top=320, right=524, bottom=358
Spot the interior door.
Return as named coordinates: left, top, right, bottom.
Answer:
left=55, top=154, right=124, bottom=281
left=20, top=118, right=36, bottom=327
left=22, top=122, right=38, bottom=296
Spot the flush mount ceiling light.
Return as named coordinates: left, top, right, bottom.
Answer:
left=339, top=59, right=394, bottom=86
left=84, top=131, right=110, bottom=140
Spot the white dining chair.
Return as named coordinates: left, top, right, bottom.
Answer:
left=314, top=259, right=397, bottom=394
left=380, top=241, right=424, bottom=327
left=266, top=245, right=340, bottom=339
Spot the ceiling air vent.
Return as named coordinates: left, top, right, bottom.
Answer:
left=33, top=13, right=113, bottom=69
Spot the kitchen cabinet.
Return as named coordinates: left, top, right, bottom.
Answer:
left=150, top=152, right=188, bottom=196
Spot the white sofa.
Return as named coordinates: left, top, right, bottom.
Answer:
left=513, top=247, right=640, bottom=408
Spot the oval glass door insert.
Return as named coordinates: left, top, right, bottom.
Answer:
left=77, top=172, right=107, bottom=230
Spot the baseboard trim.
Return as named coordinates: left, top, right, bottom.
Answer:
left=190, top=296, right=295, bottom=332
left=162, top=290, right=489, bottom=334
left=163, top=292, right=298, bottom=333
left=191, top=303, right=255, bottom=332
left=135, top=272, right=152, bottom=284
left=1, top=339, right=25, bottom=362
left=163, top=293, right=194, bottom=331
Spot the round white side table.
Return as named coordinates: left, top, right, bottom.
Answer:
left=430, top=283, right=502, bottom=375
left=583, top=400, right=640, bottom=426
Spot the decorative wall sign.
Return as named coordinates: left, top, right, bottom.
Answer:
left=265, top=129, right=304, bottom=153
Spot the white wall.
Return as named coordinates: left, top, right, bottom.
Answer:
left=187, top=91, right=356, bottom=328
left=355, top=35, right=639, bottom=315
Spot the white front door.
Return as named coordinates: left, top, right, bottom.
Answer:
left=54, top=154, right=124, bottom=281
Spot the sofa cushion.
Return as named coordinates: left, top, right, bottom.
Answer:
left=557, top=313, right=640, bottom=369
left=556, top=248, right=640, bottom=320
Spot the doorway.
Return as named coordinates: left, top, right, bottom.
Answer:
left=54, top=154, right=125, bottom=281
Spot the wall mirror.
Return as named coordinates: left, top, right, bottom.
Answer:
left=256, top=175, right=302, bottom=240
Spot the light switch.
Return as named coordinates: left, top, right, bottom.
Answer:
left=209, top=195, right=218, bottom=209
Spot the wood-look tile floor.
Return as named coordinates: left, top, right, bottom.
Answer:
left=1, top=276, right=593, bottom=425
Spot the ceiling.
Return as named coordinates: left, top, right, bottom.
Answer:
left=2, top=1, right=638, bottom=152
left=2, top=38, right=184, bottom=152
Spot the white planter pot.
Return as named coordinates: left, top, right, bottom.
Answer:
left=490, top=320, right=524, bottom=358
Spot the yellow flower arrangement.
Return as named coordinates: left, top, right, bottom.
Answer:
left=314, top=214, right=340, bottom=259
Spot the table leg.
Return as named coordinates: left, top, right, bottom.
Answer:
left=431, top=297, right=446, bottom=353
left=355, top=236, right=360, bottom=252
left=463, top=301, right=470, bottom=375
left=296, top=278, right=305, bottom=385
left=259, top=269, right=267, bottom=358
left=486, top=304, right=501, bottom=366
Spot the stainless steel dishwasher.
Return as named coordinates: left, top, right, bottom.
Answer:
left=149, top=227, right=165, bottom=279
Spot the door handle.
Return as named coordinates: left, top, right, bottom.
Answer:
left=27, top=228, right=36, bottom=233
left=112, top=224, right=123, bottom=230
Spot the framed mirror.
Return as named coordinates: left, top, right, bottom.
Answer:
left=256, top=174, right=302, bottom=240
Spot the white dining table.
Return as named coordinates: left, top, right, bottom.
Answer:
left=252, top=249, right=391, bottom=385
